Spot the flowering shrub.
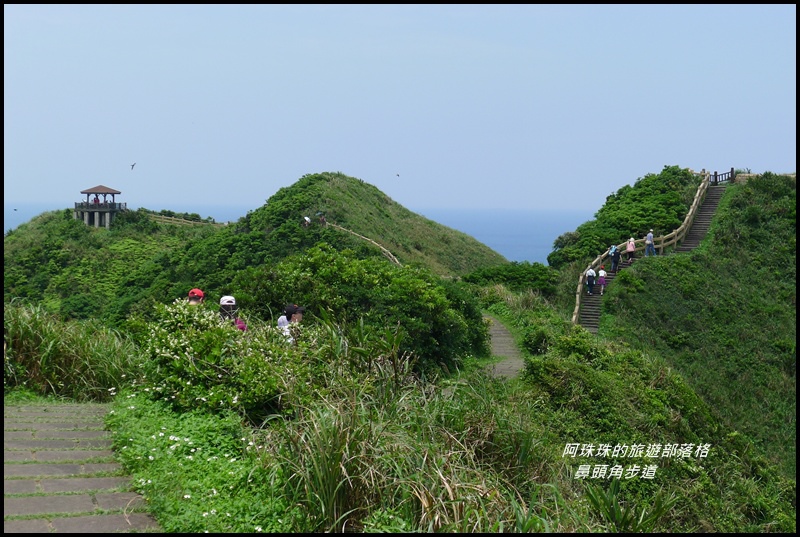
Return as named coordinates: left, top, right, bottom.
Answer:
left=135, top=299, right=312, bottom=422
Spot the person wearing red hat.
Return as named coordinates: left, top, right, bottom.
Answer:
left=187, top=288, right=205, bottom=305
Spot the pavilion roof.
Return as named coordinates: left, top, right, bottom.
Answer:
left=80, top=185, right=122, bottom=195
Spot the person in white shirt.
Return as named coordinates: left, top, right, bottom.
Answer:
left=278, top=303, right=305, bottom=343
left=597, top=266, right=608, bottom=295
left=585, top=267, right=597, bottom=295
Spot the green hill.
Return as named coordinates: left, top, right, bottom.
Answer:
left=4, top=167, right=796, bottom=532
left=3, top=171, right=506, bottom=326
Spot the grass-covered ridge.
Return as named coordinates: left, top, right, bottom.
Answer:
left=4, top=167, right=796, bottom=532
left=3, top=171, right=506, bottom=328
left=597, top=172, right=796, bottom=479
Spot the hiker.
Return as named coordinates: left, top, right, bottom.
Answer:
left=219, top=295, right=247, bottom=331
left=610, top=245, right=622, bottom=273
left=585, top=267, right=596, bottom=295
left=187, top=288, right=205, bottom=305
left=598, top=265, right=607, bottom=295
left=626, top=237, right=636, bottom=262
left=303, top=216, right=311, bottom=227
left=645, top=229, right=657, bottom=257
left=278, top=303, right=305, bottom=344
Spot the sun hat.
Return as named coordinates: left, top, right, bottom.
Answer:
left=220, top=295, right=236, bottom=306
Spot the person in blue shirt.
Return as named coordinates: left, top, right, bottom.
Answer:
left=645, top=229, right=657, bottom=257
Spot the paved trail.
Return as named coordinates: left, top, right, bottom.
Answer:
left=5, top=316, right=524, bottom=533
left=484, top=314, right=525, bottom=378
left=4, top=403, right=160, bottom=533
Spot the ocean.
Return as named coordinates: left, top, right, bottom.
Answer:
left=4, top=203, right=594, bottom=265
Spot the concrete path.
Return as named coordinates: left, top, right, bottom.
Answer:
left=4, top=403, right=160, bottom=533
left=484, top=314, right=525, bottom=378
left=5, top=317, right=524, bottom=533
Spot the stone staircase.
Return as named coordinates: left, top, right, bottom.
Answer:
left=579, top=184, right=727, bottom=334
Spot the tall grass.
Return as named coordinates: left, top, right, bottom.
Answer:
left=4, top=300, right=138, bottom=401
left=256, top=368, right=587, bottom=533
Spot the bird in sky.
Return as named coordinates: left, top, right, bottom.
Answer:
left=131, top=163, right=136, bottom=170
left=396, top=173, right=400, bottom=177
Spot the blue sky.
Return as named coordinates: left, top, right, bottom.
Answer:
left=4, top=4, right=796, bottom=214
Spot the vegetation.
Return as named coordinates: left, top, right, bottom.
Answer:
left=547, top=166, right=702, bottom=269
left=4, top=167, right=796, bottom=532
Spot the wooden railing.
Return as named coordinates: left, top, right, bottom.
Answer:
left=75, top=202, right=127, bottom=210
left=709, top=168, right=736, bottom=185
left=327, top=222, right=403, bottom=266
left=149, top=214, right=227, bottom=227
left=570, top=168, right=734, bottom=325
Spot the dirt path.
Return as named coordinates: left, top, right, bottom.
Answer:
left=484, top=314, right=525, bottom=378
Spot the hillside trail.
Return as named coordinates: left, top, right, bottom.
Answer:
left=4, top=316, right=524, bottom=533
left=4, top=403, right=161, bottom=533
left=483, top=314, right=525, bottom=378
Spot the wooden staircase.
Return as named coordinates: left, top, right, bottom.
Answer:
left=579, top=265, right=625, bottom=334
left=674, top=184, right=726, bottom=252
left=579, top=184, right=727, bottom=334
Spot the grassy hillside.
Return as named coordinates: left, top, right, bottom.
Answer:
left=4, top=168, right=796, bottom=532
left=243, top=172, right=508, bottom=275
left=597, top=172, right=796, bottom=479
left=3, top=172, right=506, bottom=326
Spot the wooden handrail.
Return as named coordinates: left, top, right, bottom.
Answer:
left=149, top=214, right=226, bottom=227
left=570, top=168, right=720, bottom=325
left=327, top=222, right=403, bottom=267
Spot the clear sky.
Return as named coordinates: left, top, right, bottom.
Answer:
left=4, top=4, right=796, bottom=214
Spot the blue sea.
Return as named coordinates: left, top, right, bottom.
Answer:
left=4, top=203, right=594, bottom=265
